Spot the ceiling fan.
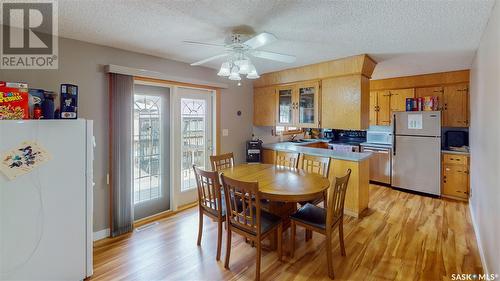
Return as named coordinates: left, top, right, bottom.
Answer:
left=185, top=32, right=296, bottom=81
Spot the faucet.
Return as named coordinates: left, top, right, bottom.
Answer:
left=289, top=134, right=298, bottom=141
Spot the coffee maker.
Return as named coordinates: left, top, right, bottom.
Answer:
left=246, top=139, right=263, bottom=163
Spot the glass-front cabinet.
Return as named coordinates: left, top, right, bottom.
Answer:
left=276, top=86, right=295, bottom=126
left=275, top=82, right=320, bottom=128
left=297, top=82, right=319, bottom=127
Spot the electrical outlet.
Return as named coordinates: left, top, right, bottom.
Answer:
left=222, top=129, right=229, bottom=136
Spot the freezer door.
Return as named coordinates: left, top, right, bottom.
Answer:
left=392, top=135, right=441, bottom=195
left=393, top=111, right=441, bottom=136
left=0, top=120, right=88, bottom=280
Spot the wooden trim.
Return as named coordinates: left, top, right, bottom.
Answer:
left=370, top=70, right=470, bottom=91
left=253, top=54, right=377, bottom=88
left=106, top=64, right=228, bottom=89
left=134, top=76, right=221, bottom=90
left=133, top=202, right=197, bottom=228
left=215, top=89, right=221, bottom=155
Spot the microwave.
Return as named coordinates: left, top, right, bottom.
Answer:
left=366, top=130, right=393, bottom=145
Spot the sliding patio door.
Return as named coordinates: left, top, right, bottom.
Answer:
left=133, top=85, right=170, bottom=220
left=172, top=87, right=214, bottom=207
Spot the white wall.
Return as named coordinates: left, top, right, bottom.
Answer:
left=0, top=37, right=253, bottom=232
left=469, top=0, right=500, bottom=275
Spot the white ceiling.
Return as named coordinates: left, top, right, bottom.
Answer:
left=58, top=0, right=495, bottom=79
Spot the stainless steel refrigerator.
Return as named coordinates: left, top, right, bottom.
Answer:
left=392, top=111, right=441, bottom=195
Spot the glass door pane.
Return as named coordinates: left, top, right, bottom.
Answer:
left=298, top=86, right=316, bottom=124
left=278, top=88, right=293, bottom=125
left=133, top=84, right=170, bottom=221
left=133, top=95, right=162, bottom=204
left=181, top=98, right=207, bottom=191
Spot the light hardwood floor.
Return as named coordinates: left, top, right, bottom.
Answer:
left=91, top=185, right=482, bottom=281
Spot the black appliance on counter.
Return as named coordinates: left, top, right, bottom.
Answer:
left=444, top=130, right=469, bottom=149
left=246, top=139, right=263, bottom=163
left=326, top=129, right=366, bottom=152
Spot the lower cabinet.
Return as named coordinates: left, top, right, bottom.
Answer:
left=441, top=153, right=469, bottom=200
left=262, top=149, right=276, bottom=164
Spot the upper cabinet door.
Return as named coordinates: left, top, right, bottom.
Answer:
left=377, top=90, right=391, bottom=126
left=443, top=83, right=469, bottom=127
left=253, top=86, right=276, bottom=126
left=416, top=86, right=444, bottom=110
left=276, top=86, right=295, bottom=126
left=369, top=91, right=378, bottom=126
left=390, top=88, right=415, bottom=112
left=297, top=81, right=320, bottom=128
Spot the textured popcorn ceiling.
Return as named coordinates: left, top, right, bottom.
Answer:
left=58, top=0, right=495, bottom=79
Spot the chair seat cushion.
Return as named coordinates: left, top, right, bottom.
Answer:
left=231, top=209, right=281, bottom=235
left=290, top=203, right=326, bottom=230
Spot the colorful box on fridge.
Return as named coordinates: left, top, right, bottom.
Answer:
left=60, top=84, right=78, bottom=119
left=0, top=82, right=29, bottom=120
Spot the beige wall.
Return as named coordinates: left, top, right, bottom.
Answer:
left=469, top=1, right=500, bottom=276
left=0, top=37, right=253, bottom=232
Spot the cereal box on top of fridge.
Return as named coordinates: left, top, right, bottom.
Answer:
left=0, top=82, right=29, bottom=120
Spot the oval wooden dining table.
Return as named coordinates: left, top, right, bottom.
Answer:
left=220, top=163, right=331, bottom=202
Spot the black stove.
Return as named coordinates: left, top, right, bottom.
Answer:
left=328, top=130, right=366, bottom=145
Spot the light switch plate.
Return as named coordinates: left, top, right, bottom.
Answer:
left=222, top=129, right=229, bottom=136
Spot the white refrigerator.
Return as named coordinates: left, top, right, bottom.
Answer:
left=0, top=120, right=94, bottom=280
left=392, top=111, right=441, bottom=195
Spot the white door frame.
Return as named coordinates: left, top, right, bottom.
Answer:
left=170, top=86, right=216, bottom=210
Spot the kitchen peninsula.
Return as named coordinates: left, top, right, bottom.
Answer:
left=261, top=140, right=372, bottom=218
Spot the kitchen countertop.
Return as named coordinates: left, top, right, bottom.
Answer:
left=262, top=141, right=372, bottom=162
left=441, top=149, right=470, bottom=156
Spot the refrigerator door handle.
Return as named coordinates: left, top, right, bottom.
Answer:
left=393, top=114, right=396, bottom=156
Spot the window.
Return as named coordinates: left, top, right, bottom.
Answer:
left=133, top=95, right=162, bottom=204
left=181, top=98, right=207, bottom=191
left=275, top=126, right=303, bottom=135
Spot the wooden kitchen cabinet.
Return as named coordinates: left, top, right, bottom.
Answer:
left=443, top=84, right=469, bottom=127
left=390, top=88, right=415, bottom=112
left=442, top=153, right=470, bottom=201
left=369, top=89, right=414, bottom=126
left=253, top=86, right=276, bottom=126
left=297, top=81, right=320, bottom=128
left=377, top=90, right=391, bottom=126
left=369, top=91, right=378, bottom=126
left=261, top=149, right=275, bottom=164
left=321, top=75, right=370, bottom=130
left=416, top=86, right=444, bottom=109
left=275, top=82, right=320, bottom=128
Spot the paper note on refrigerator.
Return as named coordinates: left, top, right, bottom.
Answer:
left=0, top=141, right=51, bottom=180
left=408, top=114, right=423, bottom=129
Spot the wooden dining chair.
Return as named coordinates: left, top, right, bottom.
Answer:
left=300, top=154, right=331, bottom=205
left=193, top=165, right=226, bottom=261
left=275, top=150, right=300, bottom=168
left=210, top=152, right=235, bottom=171
left=289, top=169, right=352, bottom=280
left=221, top=174, right=283, bottom=281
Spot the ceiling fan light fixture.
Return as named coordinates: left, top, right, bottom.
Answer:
left=217, top=62, right=231, bottom=76
left=229, top=65, right=241, bottom=80
left=229, top=72, right=242, bottom=81
left=246, top=65, right=260, bottom=79
left=238, top=61, right=252, bottom=74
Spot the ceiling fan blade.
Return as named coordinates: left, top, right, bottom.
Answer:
left=190, top=53, right=229, bottom=66
left=243, top=32, right=277, bottom=49
left=183, top=40, right=226, bottom=47
left=251, top=50, right=296, bottom=63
